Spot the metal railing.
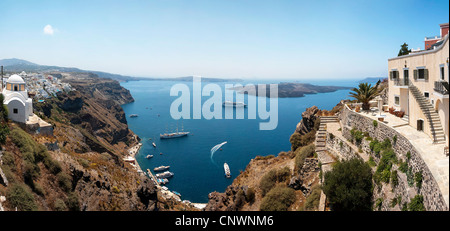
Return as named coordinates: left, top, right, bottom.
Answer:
left=393, top=78, right=409, bottom=86
left=434, top=81, right=449, bottom=95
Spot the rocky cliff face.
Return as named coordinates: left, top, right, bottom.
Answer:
left=205, top=106, right=324, bottom=211
left=0, top=72, right=167, bottom=211
left=295, top=106, right=320, bottom=135
left=34, top=74, right=136, bottom=158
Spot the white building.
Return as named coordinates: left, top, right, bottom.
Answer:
left=2, top=74, right=34, bottom=123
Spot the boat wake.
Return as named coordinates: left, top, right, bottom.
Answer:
left=210, top=141, right=227, bottom=166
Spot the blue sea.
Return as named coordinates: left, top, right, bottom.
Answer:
left=120, top=78, right=363, bottom=203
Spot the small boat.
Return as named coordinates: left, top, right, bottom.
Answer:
left=156, top=171, right=174, bottom=179
left=152, top=142, right=156, bottom=147
left=224, top=163, right=231, bottom=178
left=160, top=152, right=163, bottom=155
left=129, top=114, right=138, bottom=118
left=154, top=165, right=170, bottom=172
left=157, top=178, right=169, bottom=184
left=146, top=155, right=153, bottom=159
left=173, top=191, right=181, bottom=197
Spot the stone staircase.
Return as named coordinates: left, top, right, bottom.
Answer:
left=315, top=116, right=339, bottom=153
left=409, top=83, right=446, bottom=144
left=316, top=116, right=339, bottom=211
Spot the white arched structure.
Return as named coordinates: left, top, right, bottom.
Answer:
left=2, top=74, right=33, bottom=123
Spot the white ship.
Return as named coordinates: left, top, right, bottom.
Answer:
left=154, top=165, right=170, bottom=172
left=160, top=123, right=189, bottom=139
left=224, top=163, right=231, bottom=178
left=129, top=114, right=138, bottom=117
left=222, top=101, right=247, bottom=107
left=156, top=171, right=174, bottom=179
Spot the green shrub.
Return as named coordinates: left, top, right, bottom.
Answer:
left=259, top=167, right=292, bottom=196
left=245, top=187, right=255, bottom=204
left=398, top=159, right=408, bottom=173
left=294, top=143, right=315, bottom=173
left=408, top=195, right=425, bottom=211
left=290, top=130, right=316, bottom=151
left=6, top=183, right=38, bottom=211
left=10, top=127, right=61, bottom=176
left=300, top=185, right=321, bottom=211
left=391, top=170, right=399, bottom=188
left=406, top=151, right=411, bottom=161
left=367, top=156, right=376, bottom=167
left=260, top=185, right=296, bottom=211
left=57, top=172, right=72, bottom=192
left=375, top=198, right=383, bottom=211
left=1, top=151, right=15, bottom=169
left=323, top=158, right=373, bottom=211
left=234, top=189, right=246, bottom=208
left=350, top=128, right=364, bottom=145
left=415, top=171, right=423, bottom=190
left=0, top=123, right=9, bottom=146
left=44, top=158, right=62, bottom=175
left=54, top=199, right=67, bottom=211
left=66, top=192, right=80, bottom=211
left=373, top=120, right=378, bottom=127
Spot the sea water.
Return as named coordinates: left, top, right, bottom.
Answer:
left=120, top=79, right=361, bottom=203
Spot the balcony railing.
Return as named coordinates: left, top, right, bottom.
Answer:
left=434, top=81, right=449, bottom=95
left=393, top=78, right=409, bottom=87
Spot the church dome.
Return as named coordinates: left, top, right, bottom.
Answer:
left=7, top=74, right=25, bottom=84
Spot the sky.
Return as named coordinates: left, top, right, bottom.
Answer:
left=0, top=0, right=449, bottom=80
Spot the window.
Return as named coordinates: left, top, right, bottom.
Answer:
left=424, top=92, right=430, bottom=98
left=13, top=108, right=18, bottom=114
left=414, top=67, right=428, bottom=81
left=14, top=85, right=18, bottom=91
left=390, top=70, right=399, bottom=80
left=440, top=65, right=445, bottom=80
left=418, top=69, right=425, bottom=79
left=394, top=96, right=400, bottom=106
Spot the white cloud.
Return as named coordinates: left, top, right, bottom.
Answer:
left=43, top=25, right=55, bottom=35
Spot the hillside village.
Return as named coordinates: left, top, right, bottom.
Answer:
left=2, top=71, right=74, bottom=100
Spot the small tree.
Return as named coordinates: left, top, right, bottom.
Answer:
left=323, top=158, right=373, bottom=211
left=398, top=43, right=411, bottom=56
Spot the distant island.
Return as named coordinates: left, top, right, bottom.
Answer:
left=0, top=58, right=242, bottom=83
left=359, top=77, right=387, bottom=83
left=230, top=82, right=351, bottom=98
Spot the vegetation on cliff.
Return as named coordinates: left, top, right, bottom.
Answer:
left=0, top=72, right=186, bottom=211
left=322, top=158, right=373, bottom=211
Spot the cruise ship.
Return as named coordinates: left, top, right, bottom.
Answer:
left=224, top=163, right=231, bottom=178
left=160, top=124, right=189, bottom=139
left=222, top=101, right=247, bottom=107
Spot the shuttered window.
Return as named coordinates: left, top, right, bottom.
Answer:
left=390, top=70, right=399, bottom=80
left=415, top=68, right=428, bottom=80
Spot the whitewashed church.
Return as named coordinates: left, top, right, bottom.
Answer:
left=2, top=74, right=34, bottom=123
